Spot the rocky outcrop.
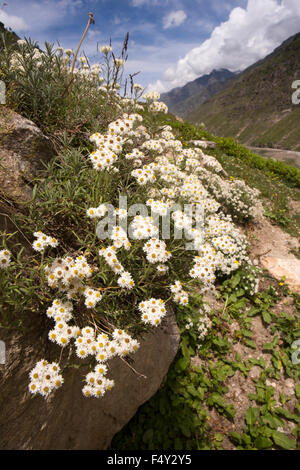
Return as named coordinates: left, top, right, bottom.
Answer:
left=0, top=107, right=55, bottom=205
left=0, top=308, right=180, bottom=450
left=246, top=214, right=300, bottom=294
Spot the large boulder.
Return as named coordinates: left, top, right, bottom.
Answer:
left=0, top=107, right=55, bottom=204
left=0, top=308, right=180, bottom=449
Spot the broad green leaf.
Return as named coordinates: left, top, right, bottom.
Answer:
left=275, top=408, right=300, bottom=424
left=254, top=436, right=273, bottom=449
left=272, top=431, right=296, bottom=450
left=262, top=310, right=272, bottom=324
left=245, top=407, right=259, bottom=426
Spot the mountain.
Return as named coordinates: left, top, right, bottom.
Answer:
left=187, top=32, right=300, bottom=151
left=161, top=69, right=235, bottom=118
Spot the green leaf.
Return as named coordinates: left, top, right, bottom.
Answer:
left=244, top=339, right=257, bottom=349
left=247, top=307, right=260, bottom=317
left=175, top=356, right=190, bottom=372
left=261, top=414, right=284, bottom=429
left=262, top=310, right=272, bottom=324
left=272, top=431, right=296, bottom=450
left=231, top=274, right=241, bottom=288
left=186, top=384, right=198, bottom=398
left=254, top=436, right=273, bottom=449
left=275, top=408, right=300, bottom=424
left=229, top=432, right=242, bottom=445
left=245, top=407, right=259, bottom=426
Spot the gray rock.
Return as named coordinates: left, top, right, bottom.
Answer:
left=0, top=308, right=180, bottom=450
left=0, top=107, right=55, bottom=205
left=189, top=140, right=217, bottom=149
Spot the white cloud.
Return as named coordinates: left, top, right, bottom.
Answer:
left=0, top=0, right=83, bottom=36
left=163, top=10, right=187, bottom=29
left=0, top=9, right=29, bottom=31
left=151, top=0, right=300, bottom=92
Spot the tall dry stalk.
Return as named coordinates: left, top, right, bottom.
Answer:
left=68, top=12, right=95, bottom=120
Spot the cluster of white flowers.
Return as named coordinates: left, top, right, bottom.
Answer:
left=138, top=298, right=166, bottom=326
left=133, top=83, right=144, bottom=92
left=64, top=48, right=74, bottom=56
left=44, top=255, right=94, bottom=299
left=83, top=287, right=103, bottom=308
left=0, top=249, right=11, bottom=269
left=114, top=58, right=125, bottom=67
left=25, top=77, right=259, bottom=401
left=28, top=360, right=63, bottom=397
left=99, top=245, right=134, bottom=289
left=117, top=270, right=135, bottom=289
left=86, top=204, right=108, bottom=219
left=161, top=130, right=175, bottom=141
left=143, top=91, right=160, bottom=101
left=125, top=148, right=145, bottom=161
left=143, top=238, right=171, bottom=264
left=185, top=317, right=193, bottom=330
left=146, top=198, right=171, bottom=216
left=197, top=313, right=212, bottom=341
left=100, top=45, right=112, bottom=54
left=156, top=264, right=169, bottom=275
left=202, top=154, right=224, bottom=173
left=131, top=215, right=159, bottom=239
left=99, top=246, right=125, bottom=274
left=197, top=169, right=260, bottom=221
left=88, top=115, right=144, bottom=172
left=131, top=167, right=156, bottom=185
left=111, top=225, right=131, bottom=250
left=81, top=328, right=139, bottom=398
left=149, top=101, right=168, bottom=114
left=30, top=313, right=140, bottom=398
left=32, top=231, right=58, bottom=252
left=47, top=299, right=80, bottom=347
left=239, top=268, right=260, bottom=296
left=141, top=139, right=164, bottom=154
left=170, top=281, right=189, bottom=305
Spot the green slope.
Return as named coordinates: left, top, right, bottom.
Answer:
left=187, top=32, right=300, bottom=151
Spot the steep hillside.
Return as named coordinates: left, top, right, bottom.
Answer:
left=161, top=69, right=235, bottom=118
left=187, top=32, right=300, bottom=151
left=0, top=21, right=19, bottom=48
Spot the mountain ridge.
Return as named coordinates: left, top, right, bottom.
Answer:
left=161, top=68, right=235, bottom=118
left=186, top=32, right=300, bottom=151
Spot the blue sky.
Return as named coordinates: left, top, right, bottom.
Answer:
left=1, top=0, right=300, bottom=92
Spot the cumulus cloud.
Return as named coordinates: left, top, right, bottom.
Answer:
left=163, top=10, right=187, bottom=29
left=0, top=10, right=29, bottom=31
left=150, top=0, right=300, bottom=92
